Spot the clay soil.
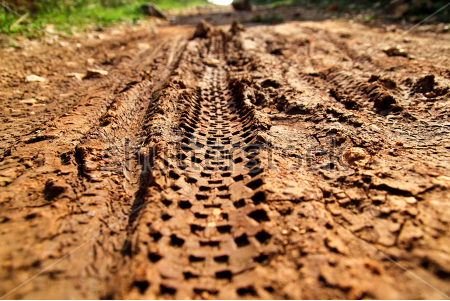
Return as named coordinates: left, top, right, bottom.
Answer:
left=1, top=6, right=450, bottom=300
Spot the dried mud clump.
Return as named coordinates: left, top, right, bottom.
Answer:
left=361, top=77, right=400, bottom=110
left=383, top=46, right=408, bottom=57
left=373, top=92, right=397, bottom=110
left=193, top=20, right=213, bottom=38
left=44, top=178, right=71, bottom=200
left=342, top=147, right=370, bottom=167
left=329, top=87, right=359, bottom=109
left=413, top=75, right=435, bottom=94
left=230, top=20, right=245, bottom=34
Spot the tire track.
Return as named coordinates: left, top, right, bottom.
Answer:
left=119, top=32, right=281, bottom=299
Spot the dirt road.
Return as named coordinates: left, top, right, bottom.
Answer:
left=1, top=12, right=450, bottom=299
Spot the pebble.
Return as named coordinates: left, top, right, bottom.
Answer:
left=20, top=98, right=36, bottom=106
left=405, top=197, right=417, bottom=204
left=85, top=68, right=108, bottom=78
left=212, top=208, right=221, bottom=218
left=425, top=91, right=436, bottom=98
left=369, top=124, right=380, bottom=132
left=383, top=46, right=408, bottom=57
left=137, top=43, right=150, bottom=50
left=25, top=74, right=45, bottom=82
left=202, top=58, right=221, bottom=67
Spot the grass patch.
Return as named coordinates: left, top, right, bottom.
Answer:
left=0, top=0, right=208, bottom=37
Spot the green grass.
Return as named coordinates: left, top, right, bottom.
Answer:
left=0, top=0, right=208, bottom=37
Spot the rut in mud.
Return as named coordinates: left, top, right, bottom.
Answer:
left=110, top=33, right=281, bottom=299
left=1, top=17, right=450, bottom=300
left=117, top=32, right=283, bottom=299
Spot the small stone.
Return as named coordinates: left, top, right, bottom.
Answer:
left=36, top=96, right=48, bottom=102
left=212, top=208, right=221, bottom=218
left=282, top=229, right=288, bottom=235
left=335, top=192, right=347, bottom=199
left=202, top=58, right=221, bottom=67
left=380, top=207, right=391, bottom=214
left=404, top=197, right=417, bottom=204
left=201, top=292, right=209, bottom=299
left=425, top=91, right=436, bottom=98
left=383, top=46, right=408, bottom=57
left=25, top=74, right=45, bottom=82
left=369, top=124, right=380, bottom=132
left=85, top=68, right=108, bottom=78
left=137, top=43, right=150, bottom=50
left=20, top=98, right=37, bottom=106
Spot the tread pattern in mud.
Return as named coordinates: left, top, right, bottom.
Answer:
left=128, top=35, right=279, bottom=299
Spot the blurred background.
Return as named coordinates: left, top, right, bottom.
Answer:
left=1, top=0, right=449, bottom=37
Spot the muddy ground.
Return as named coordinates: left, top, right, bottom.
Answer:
left=1, top=5, right=450, bottom=300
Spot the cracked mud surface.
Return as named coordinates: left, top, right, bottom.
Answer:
left=1, top=15, right=450, bottom=299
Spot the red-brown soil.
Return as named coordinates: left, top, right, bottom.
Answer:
left=1, top=7, right=450, bottom=299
